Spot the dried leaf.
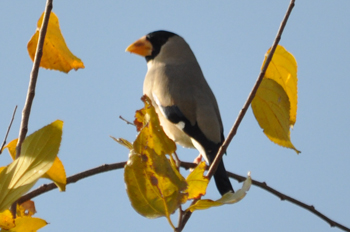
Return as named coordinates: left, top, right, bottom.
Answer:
left=17, top=200, right=36, bottom=217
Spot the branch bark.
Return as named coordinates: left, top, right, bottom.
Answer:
left=18, top=162, right=126, bottom=204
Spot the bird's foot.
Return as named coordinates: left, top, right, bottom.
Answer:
left=193, top=154, right=203, bottom=164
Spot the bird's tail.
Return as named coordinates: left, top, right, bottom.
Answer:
left=207, top=150, right=234, bottom=196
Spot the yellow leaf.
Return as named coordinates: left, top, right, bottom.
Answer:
left=2, top=139, right=17, bottom=160
left=4, top=216, right=47, bottom=232
left=125, top=139, right=187, bottom=220
left=124, top=97, right=187, bottom=227
left=27, top=12, right=84, bottom=73
left=252, top=79, right=300, bottom=153
left=264, top=45, right=298, bottom=126
left=41, top=157, right=66, bottom=191
left=0, top=210, right=15, bottom=230
left=185, top=162, right=209, bottom=199
left=133, top=95, right=177, bottom=156
left=252, top=45, right=300, bottom=154
left=187, top=173, right=251, bottom=212
left=0, top=120, right=63, bottom=212
left=187, top=199, right=223, bottom=212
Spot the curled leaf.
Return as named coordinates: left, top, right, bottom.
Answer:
left=27, top=12, right=84, bottom=73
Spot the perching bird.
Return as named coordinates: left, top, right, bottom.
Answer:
left=126, top=30, right=234, bottom=196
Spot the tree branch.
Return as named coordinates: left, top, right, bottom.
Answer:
left=178, top=0, right=296, bottom=231
left=0, top=106, right=17, bottom=155
left=18, top=160, right=350, bottom=231
left=11, top=0, right=53, bottom=217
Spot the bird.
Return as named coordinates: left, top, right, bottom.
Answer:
left=125, top=30, right=234, bottom=196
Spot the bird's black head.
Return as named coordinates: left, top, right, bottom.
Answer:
left=145, top=30, right=177, bottom=61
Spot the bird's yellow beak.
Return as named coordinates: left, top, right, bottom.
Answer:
left=125, top=36, right=153, bottom=57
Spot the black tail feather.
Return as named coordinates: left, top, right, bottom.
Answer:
left=207, top=149, right=234, bottom=196
left=213, top=158, right=234, bottom=195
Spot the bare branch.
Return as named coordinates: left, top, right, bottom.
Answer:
left=225, top=171, right=350, bottom=232
left=18, top=162, right=126, bottom=204
left=18, top=160, right=350, bottom=231
left=0, top=105, right=17, bottom=155
left=11, top=0, right=53, bottom=217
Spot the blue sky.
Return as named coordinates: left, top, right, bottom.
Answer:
left=1, top=1, right=349, bottom=231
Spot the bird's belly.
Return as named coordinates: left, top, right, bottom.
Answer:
left=156, top=110, right=194, bottom=148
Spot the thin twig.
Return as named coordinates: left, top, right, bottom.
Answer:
left=119, top=115, right=135, bottom=126
left=178, top=1, right=296, bottom=230
left=0, top=106, right=17, bottom=154
left=11, top=0, right=53, bottom=217
left=18, top=162, right=126, bottom=204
